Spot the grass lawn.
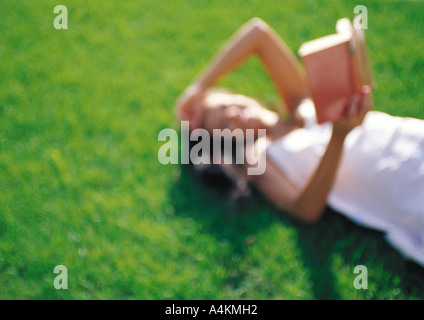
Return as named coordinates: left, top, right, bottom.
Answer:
left=0, top=0, right=424, bottom=299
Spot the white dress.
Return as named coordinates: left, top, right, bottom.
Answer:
left=267, top=100, right=424, bottom=266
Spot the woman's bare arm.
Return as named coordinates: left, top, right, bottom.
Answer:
left=176, top=18, right=308, bottom=126
left=195, top=18, right=308, bottom=108
left=253, top=90, right=371, bottom=223
left=254, top=129, right=346, bottom=223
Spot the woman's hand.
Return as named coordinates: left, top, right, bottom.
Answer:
left=175, top=83, right=205, bottom=129
left=332, top=85, right=372, bottom=137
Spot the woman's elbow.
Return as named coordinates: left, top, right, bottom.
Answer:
left=282, top=203, right=325, bottom=224
left=246, top=17, right=270, bottom=30
left=298, top=208, right=324, bottom=224
left=243, top=17, right=272, bottom=38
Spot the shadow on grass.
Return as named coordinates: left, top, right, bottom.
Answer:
left=168, top=165, right=275, bottom=291
left=169, top=164, right=424, bottom=299
left=283, top=208, right=424, bottom=299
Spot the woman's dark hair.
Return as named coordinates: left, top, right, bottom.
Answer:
left=186, top=137, right=254, bottom=213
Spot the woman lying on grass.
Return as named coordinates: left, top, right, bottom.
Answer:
left=175, top=18, right=424, bottom=267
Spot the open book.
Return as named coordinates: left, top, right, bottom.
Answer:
left=298, top=17, right=375, bottom=124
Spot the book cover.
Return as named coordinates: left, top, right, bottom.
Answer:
left=298, top=17, right=374, bottom=124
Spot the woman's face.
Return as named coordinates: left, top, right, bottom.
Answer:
left=201, top=91, right=278, bottom=134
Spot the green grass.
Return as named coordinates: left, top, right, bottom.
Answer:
left=1, top=0, right=424, bottom=299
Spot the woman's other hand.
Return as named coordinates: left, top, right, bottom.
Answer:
left=333, top=85, right=372, bottom=137
left=175, top=84, right=205, bottom=129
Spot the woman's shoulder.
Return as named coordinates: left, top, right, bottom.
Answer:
left=296, top=98, right=317, bottom=129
